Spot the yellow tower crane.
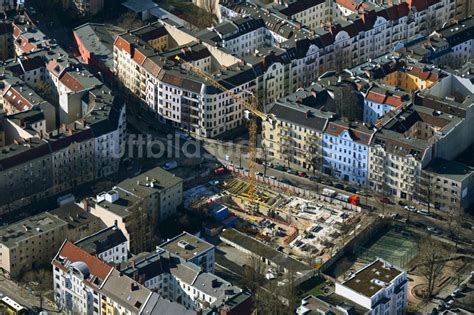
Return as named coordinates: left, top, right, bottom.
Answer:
left=174, top=56, right=268, bottom=211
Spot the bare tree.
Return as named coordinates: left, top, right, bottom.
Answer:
left=446, top=209, right=461, bottom=249
left=19, top=268, right=52, bottom=310
left=333, top=84, right=364, bottom=121
left=242, top=255, right=267, bottom=312
left=418, top=235, right=447, bottom=300
left=200, top=0, right=218, bottom=26
left=117, top=11, right=145, bottom=31
left=306, top=132, right=321, bottom=174
left=334, top=46, right=351, bottom=74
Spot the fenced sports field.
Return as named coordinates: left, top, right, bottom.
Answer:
left=355, top=228, right=419, bottom=268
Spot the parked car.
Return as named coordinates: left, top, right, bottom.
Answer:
left=404, top=205, right=417, bottom=212
left=286, top=169, right=298, bottom=175
left=378, top=196, right=392, bottom=204
left=274, top=164, right=286, bottom=171
left=163, top=160, right=178, bottom=170
left=298, top=171, right=308, bottom=178
left=334, top=183, right=344, bottom=190
left=345, top=186, right=357, bottom=193
left=308, top=175, right=320, bottom=182
left=255, top=172, right=263, bottom=176
left=269, top=176, right=277, bottom=180
left=279, top=178, right=293, bottom=185
left=414, top=222, right=426, bottom=229
left=418, top=209, right=431, bottom=216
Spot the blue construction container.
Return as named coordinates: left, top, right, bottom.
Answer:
left=208, top=203, right=229, bottom=221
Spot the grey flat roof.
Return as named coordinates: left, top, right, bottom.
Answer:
left=220, top=228, right=311, bottom=272
left=0, top=212, right=67, bottom=248
left=426, top=158, right=473, bottom=182
left=342, top=259, right=403, bottom=298
left=160, top=232, right=214, bottom=261
left=49, top=203, right=101, bottom=229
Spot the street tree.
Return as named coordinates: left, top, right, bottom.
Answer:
left=19, top=268, right=52, bottom=311
left=418, top=235, right=447, bottom=300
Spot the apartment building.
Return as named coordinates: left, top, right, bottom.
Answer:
left=88, top=167, right=183, bottom=253
left=75, top=225, right=129, bottom=264
left=362, top=86, right=410, bottom=125
left=298, top=259, right=407, bottom=314
left=335, top=259, right=408, bottom=314
left=53, top=241, right=195, bottom=315
left=197, top=16, right=267, bottom=57
left=297, top=295, right=369, bottom=314
left=400, top=17, right=474, bottom=69
left=159, top=232, right=215, bottom=273
left=0, top=204, right=101, bottom=278
left=322, top=120, right=374, bottom=186
left=0, top=0, right=15, bottom=13
left=262, top=85, right=333, bottom=172
left=424, top=158, right=474, bottom=212
left=275, top=0, right=331, bottom=30
left=121, top=249, right=245, bottom=312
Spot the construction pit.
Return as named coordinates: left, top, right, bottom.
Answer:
left=216, top=177, right=373, bottom=265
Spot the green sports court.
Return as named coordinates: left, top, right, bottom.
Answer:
left=355, top=228, right=419, bottom=268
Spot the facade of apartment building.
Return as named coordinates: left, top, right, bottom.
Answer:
left=52, top=241, right=175, bottom=315
left=262, top=86, right=333, bottom=172
left=0, top=205, right=101, bottom=278
left=0, top=0, right=14, bottom=13
left=334, top=259, right=408, bottom=314
left=424, top=158, right=474, bottom=212
left=362, top=86, right=409, bottom=125
left=89, top=167, right=183, bottom=253
left=74, top=225, right=129, bottom=264
left=322, top=121, right=374, bottom=186
left=121, top=249, right=243, bottom=312
left=158, top=232, right=215, bottom=273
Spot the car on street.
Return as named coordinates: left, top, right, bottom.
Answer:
left=418, top=209, right=431, bottom=216
left=414, top=222, right=426, bottom=229
left=298, top=172, right=308, bottom=178
left=265, top=162, right=273, bottom=168
left=279, top=178, right=293, bottom=185
left=334, top=183, right=344, bottom=190
left=269, top=176, right=277, bottom=180
left=274, top=164, right=286, bottom=171
left=378, top=196, right=392, bottom=204
left=287, top=169, right=298, bottom=175
left=255, top=172, right=264, bottom=176
left=308, top=175, right=320, bottom=182
left=404, top=206, right=417, bottom=212
left=345, top=186, right=357, bottom=193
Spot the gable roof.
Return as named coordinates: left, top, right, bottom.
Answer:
left=52, top=241, right=113, bottom=288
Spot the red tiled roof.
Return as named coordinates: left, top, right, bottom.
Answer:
left=325, top=122, right=373, bottom=145
left=407, top=65, right=439, bottom=81
left=3, top=86, right=33, bottom=112
left=53, top=241, right=113, bottom=285
left=133, top=49, right=147, bottom=65
left=59, top=72, right=84, bottom=92
left=115, top=35, right=132, bottom=55
left=366, top=90, right=403, bottom=107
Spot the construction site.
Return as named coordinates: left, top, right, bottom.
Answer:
left=185, top=168, right=374, bottom=268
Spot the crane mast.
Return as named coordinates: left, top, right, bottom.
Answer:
left=174, top=56, right=262, bottom=210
